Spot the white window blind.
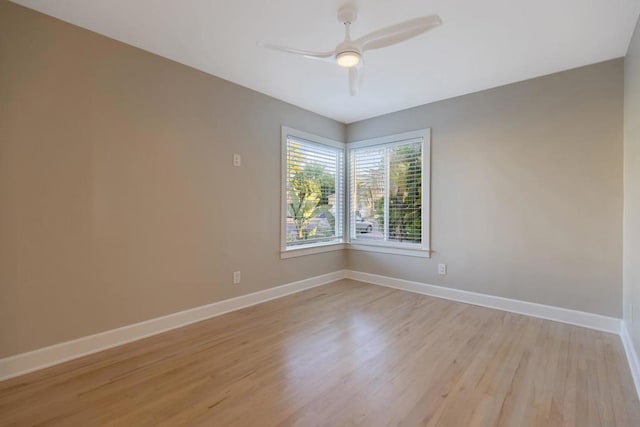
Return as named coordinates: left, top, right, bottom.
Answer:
left=285, top=135, right=344, bottom=249
left=350, top=138, right=425, bottom=249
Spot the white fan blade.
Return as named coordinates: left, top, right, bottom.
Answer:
left=355, top=15, right=442, bottom=52
left=349, top=62, right=364, bottom=96
left=257, top=42, right=334, bottom=61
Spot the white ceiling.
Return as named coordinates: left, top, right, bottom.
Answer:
left=12, top=0, right=640, bottom=123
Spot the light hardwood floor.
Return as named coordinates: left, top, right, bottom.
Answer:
left=0, top=279, right=638, bottom=426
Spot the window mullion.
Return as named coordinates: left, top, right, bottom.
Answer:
left=384, top=146, right=390, bottom=242
left=335, top=151, right=342, bottom=238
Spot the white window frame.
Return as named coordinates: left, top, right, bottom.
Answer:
left=347, top=129, right=431, bottom=258
left=281, top=126, right=346, bottom=259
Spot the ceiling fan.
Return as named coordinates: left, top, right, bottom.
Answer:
left=258, top=5, right=442, bottom=96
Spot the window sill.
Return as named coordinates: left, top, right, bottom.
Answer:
left=281, top=241, right=346, bottom=259
left=347, top=243, right=431, bottom=258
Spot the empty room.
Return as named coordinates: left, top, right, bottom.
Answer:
left=1, top=0, right=640, bottom=425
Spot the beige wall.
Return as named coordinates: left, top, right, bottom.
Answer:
left=624, top=16, right=640, bottom=355
left=0, top=2, right=346, bottom=358
left=346, top=60, right=624, bottom=317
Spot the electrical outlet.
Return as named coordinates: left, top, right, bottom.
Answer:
left=438, top=264, right=447, bottom=275
left=233, top=154, right=241, bottom=167
left=233, top=271, right=241, bottom=284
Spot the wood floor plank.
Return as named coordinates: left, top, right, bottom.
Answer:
left=0, top=279, right=638, bottom=426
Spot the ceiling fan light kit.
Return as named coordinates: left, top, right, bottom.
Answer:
left=336, top=51, right=360, bottom=68
left=258, top=5, right=442, bottom=95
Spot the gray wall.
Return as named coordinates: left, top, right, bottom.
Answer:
left=346, top=60, right=624, bottom=317
left=624, top=16, right=640, bottom=355
left=0, top=2, right=345, bottom=357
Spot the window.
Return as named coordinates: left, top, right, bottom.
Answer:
left=349, top=129, right=430, bottom=257
left=281, top=127, right=345, bottom=257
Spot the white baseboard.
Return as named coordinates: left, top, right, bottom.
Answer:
left=0, top=270, right=347, bottom=381
left=345, top=270, right=621, bottom=334
left=621, top=322, right=640, bottom=399
left=0, top=269, right=626, bottom=385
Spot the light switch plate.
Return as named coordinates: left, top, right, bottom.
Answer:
left=438, top=264, right=447, bottom=275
